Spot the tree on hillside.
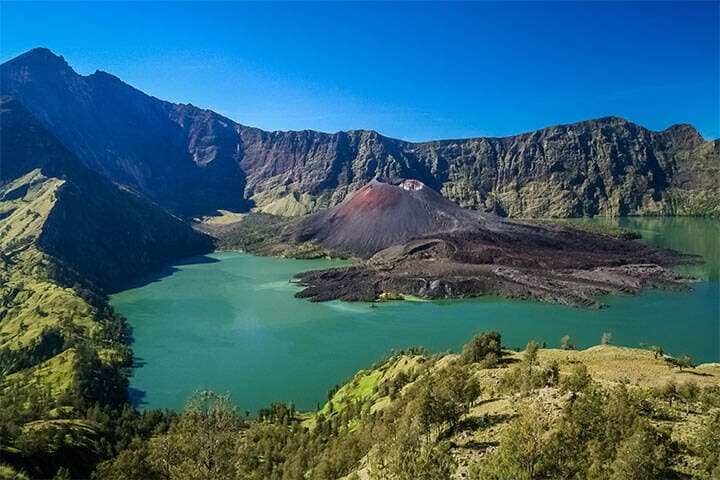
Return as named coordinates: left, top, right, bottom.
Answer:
left=676, top=355, right=694, bottom=372
left=147, top=391, right=243, bottom=480
left=677, top=381, right=699, bottom=416
left=471, top=403, right=552, bottom=480
left=560, top=335, right=575, bottom=350
left=415, top=364, right=480, bottom=433
left=459, top=331, right=502, bottom=367
left=370, top=417, right=454, bottom=480
left=650, top=345, right=664, bottom=359
left=609, top=423, right=668, bottom=480
left=525, top=341, right=540, bottom=371
left=560, top=363, right=591, bottom=393
left=695, top=410, right=720, bottom=479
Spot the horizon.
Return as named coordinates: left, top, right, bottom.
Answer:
left=1, top=2, right=718, bottom=141
left=4, top=46, right=715, bottom=143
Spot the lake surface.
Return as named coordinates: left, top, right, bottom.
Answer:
left=110, top=217, right=719, bottom=412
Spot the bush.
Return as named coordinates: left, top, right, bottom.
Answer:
left=561, top=364, right=591, bottom=393
left=459, top=332, right=502, bottom=367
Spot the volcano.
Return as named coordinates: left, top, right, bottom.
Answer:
left=283, top=178, right=692, bottom=307
left=207, top=178, right=692, bottom=307
left=295, top=178, right=491, bottom=257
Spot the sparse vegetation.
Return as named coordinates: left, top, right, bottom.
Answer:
left=83, top=337, right=720, bottom=480
left=560, top=334, right=575, bottom=350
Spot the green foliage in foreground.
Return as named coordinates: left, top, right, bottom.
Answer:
left=1, top=239, right=719, bottom=480
left=86, top=334, right=720, bottom=480
left=0, top=246, right=131, bottom=479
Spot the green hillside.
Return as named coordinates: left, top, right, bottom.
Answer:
left=0, top=98, right=212, bottom=478
left=92, top=335, right=720, bottom=480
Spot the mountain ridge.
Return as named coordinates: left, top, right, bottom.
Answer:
left=0, top=96, right=213, bottom=290
left=2, top=47, right=708, bottom=142
left=2, top=47, right=718, bottom=219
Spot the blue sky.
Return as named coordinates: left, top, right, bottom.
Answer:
left=1, top=1, right=718, bottom=141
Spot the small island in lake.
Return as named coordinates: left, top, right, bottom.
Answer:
left=202, top=177, right=694, bottom=307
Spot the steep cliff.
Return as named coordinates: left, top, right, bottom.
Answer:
left=239, top=119, right=719, bottom=218
left=0, top=97, right=214, bottom=290
left=2, top=48, right=718, bottom=219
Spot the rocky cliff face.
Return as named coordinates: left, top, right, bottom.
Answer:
left=0, top=98, right=213, bottom=290
left=2, top=48, right=718, bottom=219
left=239, top=119, right=719, bottom=218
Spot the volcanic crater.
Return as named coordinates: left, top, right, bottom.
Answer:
left=208, top=178, right=694, bottom=308
left=288, top=178, right=692, bottom=307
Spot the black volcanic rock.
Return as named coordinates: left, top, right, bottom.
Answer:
left=286, top=180, right=692, bottom=307
left=1, top=48, right=718, bottom=219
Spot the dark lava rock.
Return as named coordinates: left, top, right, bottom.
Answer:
left=289, top=179, right=695, bottom=308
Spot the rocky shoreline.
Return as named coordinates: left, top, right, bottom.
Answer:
left=294, top=260, right=691, bottom=308
left=203, top=179, right=697, bottom=308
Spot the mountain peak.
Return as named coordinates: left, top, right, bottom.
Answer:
left=5, top=47, right=69, bottom=68
left=1, top=47, right=76, bottom=86
left=662, top=123, right=705, bottom=146
left=296, top=178, right=485, bottom=258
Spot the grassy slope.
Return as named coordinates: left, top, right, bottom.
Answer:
left=0, top=173, right=125, bottom=476
left=0, top=173, right=95, bottom=352
left=316, top=345, right=719, bottom=479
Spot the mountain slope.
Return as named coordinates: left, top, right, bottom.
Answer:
left=0, top=97, right=215, bottom=478
left=0, top=48, right=249, bottom=216
left=2, top=48, right=718, bottom=219
left=0, top=96, right=213, bottom=289
left=294, top=178, right=487, bottom=257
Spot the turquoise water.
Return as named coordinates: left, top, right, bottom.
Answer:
left=110, top=217, right=719, bottom=412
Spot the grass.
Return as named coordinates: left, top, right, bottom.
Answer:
left=312, top=343, right=719, bottom=478
left=5, top=349, right=77, bottom=399
left=0, top=463, right=30, bottom=480
left=0, top=170, right=64, bottom=253
left=0, top=174, right=127, bottom=409
left=305, top=354, right=426, bottom=429
left=533, top=345, right=719, bottom=389
left=0, top=249, right=98, bottom=351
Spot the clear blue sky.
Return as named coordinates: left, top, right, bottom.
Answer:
left=1, top=1, right=718, bottom=141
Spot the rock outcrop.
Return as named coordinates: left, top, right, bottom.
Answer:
left=2, top=48, right=718, bottom=219
left=0, top=98, right=213, bottom=290
left=209, top=178, right=693, bottom=308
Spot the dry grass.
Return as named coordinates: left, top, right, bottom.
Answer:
left=532, top=345, right=719, bottom=389
left=198, top=209, right=247, bottom=226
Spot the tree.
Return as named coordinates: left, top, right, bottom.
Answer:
left=601, top=332, right=612, bottom=345
left=415, top=363, right=480, bottom=432
left=677, top=381, right=699, bottom=416
left=560, top=335, right=575, bottom=350
left=695, top=410, right=720, bottom=479
left=649, top=345, right=664, bottom=359
left=370, top=417, right=455, bottom=480
left=93, top=449, right=162, bottom=480
left=609, top=424, right=667, bottom=480
left=525, top=341, right=540, bottom=371
left=561, top=363, right=591, bottom=393
left=677, top=354, right=694, bottom=372
left=659, top=380, right=677, bottom=407
left=473, top=403, right=552, bottom=480
left=459, top=331, right=502, bottom=367
left=147, top=391, right=244, bottom=480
